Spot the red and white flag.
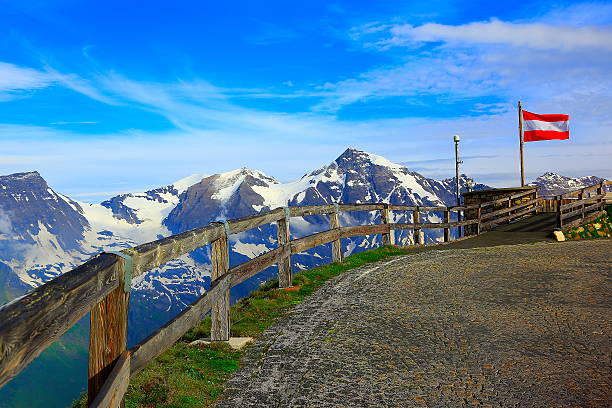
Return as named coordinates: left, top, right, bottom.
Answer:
left=522, top=110, right=569, bottom=142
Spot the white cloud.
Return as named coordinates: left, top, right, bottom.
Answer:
left=316, top=3, right=612, bottom=121
left=381, top=19, right=612, bottom=51
left=1, top=3, right=610, bottom=196
left=0, top=62, right=54, bottom=100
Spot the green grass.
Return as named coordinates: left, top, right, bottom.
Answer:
left=73, top=245, right=411, bottom=408
left=564, top=204, right=612, bottom=241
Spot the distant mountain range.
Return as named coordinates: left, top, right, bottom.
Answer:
left=0, top=148, right=487, bottom=309
left=0, top=148, right=605, bottom=408
left=528, top=172, right=607, bottom=196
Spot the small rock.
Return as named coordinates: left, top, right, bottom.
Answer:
left=553, top=231, right=565, bottom=242
left=189, top=337, right=253, bottom=350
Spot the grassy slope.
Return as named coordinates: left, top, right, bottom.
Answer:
left=73, top=245, right=412, bottom=408
left=564, top=205, right=612, bottom=240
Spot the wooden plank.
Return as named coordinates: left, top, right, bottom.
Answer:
left=561, top=202, right=602, bottom=221
left=329, top=211, right=343, bottom=262
left=476, top=189, right=538, bottom=211
left=562, top=189, right=584, bottom=199
left=509, top=189, right=537, bottom=200
left=0, top=253, right=118, bottom=388
left=380, top=204, right=393, bottom=246
left=229, top=246, right=288, bottom=287
left=290, top=229, right=340, bottom=254
left=479, top=196, right=512, bottom=208
left=388, top=205, right=417, bottom=211
left=130, top=274, right=231, bottom=375
left=418, top=206, right=448, bottom=212
left=560, top=194, right=604, bottom=211
left=289, top=205, right=335, bottom=217
left=415, top=222, right=453, bottom=229
left=339, top=203, right=384, bottom=212
left=88, top=257, right=130, bottom=405
left=390, top=223, right=417, bottom=230
left=226, top=208, right=284, bottom=235
left=276, top=217, right=292, bottom=288
left=127, top=223, right=224, bottom=277
left=556, top=196, right=562, bottom=228
left=481, top=197, right=540, bottom=221
left=338, top=224, right=389, bottom=239
left=475, top=206, right=482, bottom=235
left=540, top=197, right=557, bottom=213
left=90, top=352, right=131, bottom=408
left=443, top=211, right=450, bottom=242
left=481, top=206, right=537, bottom=228
left=583, top=201, right=603, bottom=214
left=456, top=219, right=480, bottom=226
left=210, top=236, right=230, bottom=342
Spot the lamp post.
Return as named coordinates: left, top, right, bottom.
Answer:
left=454, top=135, right=463, bottom=236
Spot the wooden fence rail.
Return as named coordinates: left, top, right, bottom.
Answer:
left=555, top=181, right=610, bottom=228
left=2, top=182, right=608, bottom=406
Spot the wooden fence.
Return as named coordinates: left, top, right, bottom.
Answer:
left=539, top=181, right=611, bottom=228
left=0, top=184, right=606, bottom=407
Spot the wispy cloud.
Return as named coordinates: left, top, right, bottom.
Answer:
left=316, top=3, right=612, bottom=120
left=0, top=62, right=54, bottom=100
left=377, top=19, right=612, bottom=51
left=0, top=2, right=611, bottom=197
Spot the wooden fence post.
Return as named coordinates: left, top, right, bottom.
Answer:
left=413, top=206, right=424, bottom=245
left=330, top=205, right=343, bottom=262
left=88, top=256, right=130, bottom=406
left=211, top=229, right=230, bottom=341
left=506, top=197, right=513, bottom=224
left=277, top=208, right=292, bottom=288
left=443, top=210, right=450, bottom=242
left=380, top=204, right=393, bottom=246
left=476, top=204, right=482, bottom=235
left=556, top=195, right=562, bottom=228
left=597, top=183, right=604, bottom=211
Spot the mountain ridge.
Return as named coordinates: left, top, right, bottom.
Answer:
left=0, top=148, right=605, bottom=408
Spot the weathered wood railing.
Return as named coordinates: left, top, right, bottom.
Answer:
left=557, top=181, right=611, bottom=228
left=0, top=192, right=543, bottom=407
left=540, top=181, right=611, bottom=228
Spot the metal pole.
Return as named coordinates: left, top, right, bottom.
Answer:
left=518, top=101, right=525, bottom=187
left=454, top=135, right=463, bottom=236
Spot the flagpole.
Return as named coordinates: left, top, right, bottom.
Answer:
left=518, top=101, right=525, bottom=187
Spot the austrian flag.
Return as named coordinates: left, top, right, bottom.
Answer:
left=522, top=110, right=569, bottom=142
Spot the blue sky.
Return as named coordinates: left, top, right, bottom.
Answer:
left=1, top=0, right=611, bottom=201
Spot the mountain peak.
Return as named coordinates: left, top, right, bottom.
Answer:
left=529, top=172, right=606, bottom=195
left=0, top=171, right=48, bottom=191
left=1, top=171, right=43, bottom=181
left=335, top=148, right=401, bottom=171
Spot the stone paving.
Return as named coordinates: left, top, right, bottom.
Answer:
left=216, top=240, right=612, bottom=407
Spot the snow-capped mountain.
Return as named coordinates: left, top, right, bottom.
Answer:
left=0, top=148, right=488, bottom=340
left=529, top=172, right=606, bottom=196
left=0, top=148, right=492, bottom=406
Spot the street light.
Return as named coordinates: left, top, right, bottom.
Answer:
left=453, top=135, right=462, bottom=206
left=454, top=135, right=463, bottom=237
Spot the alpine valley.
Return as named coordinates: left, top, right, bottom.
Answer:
left=1, top=148, right=603, bottom=407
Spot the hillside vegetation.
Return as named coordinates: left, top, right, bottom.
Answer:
left=73, top=246, right=411, bottom=408
left=564, top=205, right=612, bottom=240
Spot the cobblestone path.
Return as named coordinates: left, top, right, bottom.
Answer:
left=216, top=240, right=611, bottom=407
